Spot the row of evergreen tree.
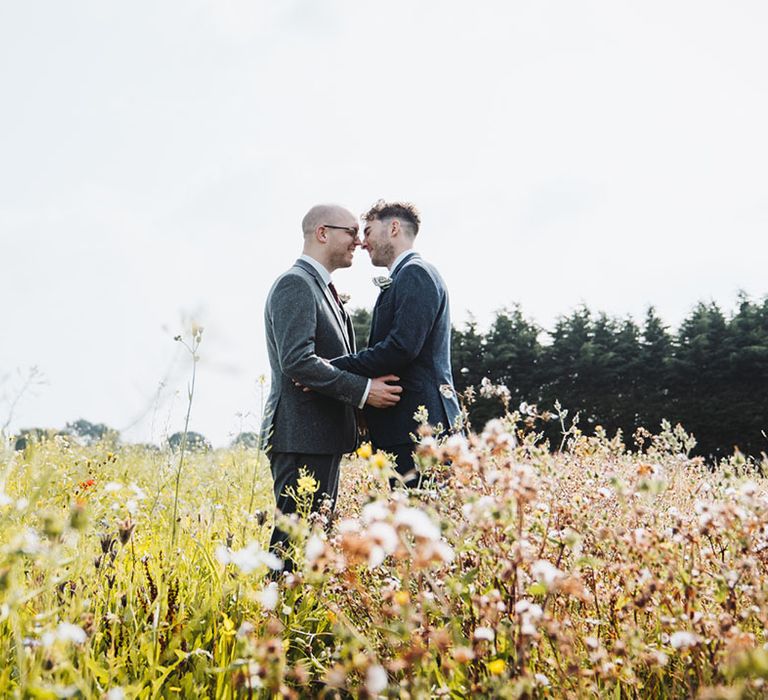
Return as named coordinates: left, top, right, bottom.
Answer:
left=352, top=294, right=768, bottom=458
left=11, top=297, right=766, bottom=459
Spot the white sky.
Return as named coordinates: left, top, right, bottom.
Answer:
left=1, top=1, right=766, bottom=446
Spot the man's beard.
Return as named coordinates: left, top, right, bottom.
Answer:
left=373, top=242, right=395, bottom=268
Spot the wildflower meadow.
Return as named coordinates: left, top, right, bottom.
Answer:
left=3, top=395, right=768, bottom=699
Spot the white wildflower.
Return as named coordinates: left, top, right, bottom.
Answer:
left=394, top=506, right=441, bottom=541
left=741, top=481, right=758, bottom=498
left=362, top=500, right=389, bottom=524
left=479, top=377, right=495, bottom=398
left=432, top=540, right=455, bottom=564
left=56, top=623, right=87, bottom=644
left=130, top=483, right=146, bottom=499
left=670, top=631, right=699, bottom=649
left=366, top=664, right=388, bottom=694
left=244, top=662, right=263, bottom=688
left=256, top=582, right=279, bottom=611
left=338, top=518, right=361, bottom=534
left=514, top=599, right=543, bottom=635
left=481, top=418, right=516, bottom=450
left=486, top=469, right=501, bottom=485
left=514, top=600, right=534, bottom=615
left=305, top=534, right=325, bottom=564
left=534, top=673, right=550, bottom=687
left=368, top=546, right=387, bottom=569
left=632, top=528, right=649, bottom=548
left=237, top=621, right=255, bottom=637
left=368, top=521, right=399, bottom=554
left=444, top=433, right=469, bottom=453
left=473, top=626, right=495, bottom=642
left=18, top=528, right=42, bottom=555
left=106, top=689, right=125, bottom=700
left=104, top=482, right=122, bottom=493
left=531, top=560, right=565, bottom=589
left=215, top=543, right=283, bottom=574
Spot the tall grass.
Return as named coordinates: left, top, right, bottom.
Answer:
left=1, top=407, right=768, bottom=698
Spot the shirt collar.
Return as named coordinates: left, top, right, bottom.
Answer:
left=389, top=249, right=416, bottom=274
left=299, top=254, right=332, bottom=286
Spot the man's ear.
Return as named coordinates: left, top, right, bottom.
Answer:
left=315, top=225, right=327, bottom=243
left=390, top=220, right=401, bottom=237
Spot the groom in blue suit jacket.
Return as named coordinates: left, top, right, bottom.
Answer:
left=332, top=200, right=462, bottom=485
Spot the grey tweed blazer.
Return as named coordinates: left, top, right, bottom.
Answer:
left=261, top=258, right=368, bottom=454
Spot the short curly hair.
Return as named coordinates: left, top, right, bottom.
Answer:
left=362, top=199, right=421, bottom=236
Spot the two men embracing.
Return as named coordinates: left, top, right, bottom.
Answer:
left=261, top=200, right=461, bottom=559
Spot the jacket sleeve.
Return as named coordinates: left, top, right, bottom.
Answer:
left=269, top=274, right=368, bottom=406
left=331, top=265, right=440, bottom=377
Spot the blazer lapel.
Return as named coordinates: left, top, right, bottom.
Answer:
left=294, top=259, right=352, bottom=353
left=368, top=253, right=418, bottom=341
left=369, top=289, right=386, bottom=343
left=346, top=313, right=356, bottom=352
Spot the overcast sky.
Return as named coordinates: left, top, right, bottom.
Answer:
left=2, top=1, right=766, bottom=446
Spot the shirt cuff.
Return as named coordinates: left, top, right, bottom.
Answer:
left=358, top=379, right=371, bottom=409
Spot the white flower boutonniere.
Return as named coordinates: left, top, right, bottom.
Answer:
left=338, top=292, right=351, bottom=305
left=373, top=276, right=393, bottom=290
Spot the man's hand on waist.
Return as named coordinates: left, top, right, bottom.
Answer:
left=292, top=375, right=401, bottom=408
left=365, top=375, right=401, bottom=408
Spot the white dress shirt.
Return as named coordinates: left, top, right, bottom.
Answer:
left=388, top=249, right=415, bottom=273
left=300, top=254, right=370, bottom=408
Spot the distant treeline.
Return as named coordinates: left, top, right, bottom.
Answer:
left=351, top=294, right=768, bottom=458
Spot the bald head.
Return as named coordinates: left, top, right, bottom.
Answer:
left=302, top=204, right=354, bottom=238
left=301, top=203, right=360, bottom=272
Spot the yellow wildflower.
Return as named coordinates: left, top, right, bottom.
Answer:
left=487, top=659, right=505, bottom=675
left=370, top=451, right=390, bottom=471
left=394, top=590, right=410, bottom=606
left=357, top=442, right=373, bottom=459
left=297, top=473, right=319, bottom=495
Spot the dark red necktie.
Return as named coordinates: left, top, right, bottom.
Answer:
left=328, top=282, right=346, bottom=316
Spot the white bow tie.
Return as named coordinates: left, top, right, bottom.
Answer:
left=372, top=276, right=393, bottom=290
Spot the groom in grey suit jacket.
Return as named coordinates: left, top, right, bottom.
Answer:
left=262, top=204, right=402, bottom=560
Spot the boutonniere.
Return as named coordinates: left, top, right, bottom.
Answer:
left=338, top=292, right=351, bottom=305
left=372, top=276, right=393, bottom=290
left=439, top=384, right=456, bottom=399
